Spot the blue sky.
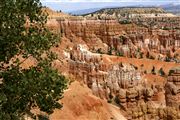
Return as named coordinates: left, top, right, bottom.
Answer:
left=40, top=0, right=180, bottom=12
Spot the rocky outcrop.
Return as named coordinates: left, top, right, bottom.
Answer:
left=50, top=81, right=118, bottom=120
left=165, top=67, right=180, bottom=108
left=46, top=12, right=180, bottom=119
left=68, top=44, right=143, bottom=97
left=57, top=18, right=180, bottom=62
left=66, top=44, right=170, bottom=118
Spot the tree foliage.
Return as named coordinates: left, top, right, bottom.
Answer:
left=159, top=68, right=165, bottom=76
left=0, top=0, right=67, bottom=119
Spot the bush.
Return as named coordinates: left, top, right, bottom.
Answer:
left=116, top=51, right=124, bottom=57
left=119, top=20, right=132, bottom=24
left=38, top=114, right=49, bottom=120
left=114, top=96, right=120, bottom=105
left=149, top=55, right=155, bottom=60
left=97, top=48, right=103, bottom=54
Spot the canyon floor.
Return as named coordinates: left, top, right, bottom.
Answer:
left=50, top=81, right=127, bottom=120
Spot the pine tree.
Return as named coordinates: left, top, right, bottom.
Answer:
left=159, top=68, right=165, bottom=76
left=151, top=66, right=156, bottom=75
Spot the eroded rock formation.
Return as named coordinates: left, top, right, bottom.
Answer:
left=165, top=67, right=180, bottom=108
left=46, top=10, right=180, bottom=119
left=57, top=18, right=180, bottom=63
left=65, top=44, right=173, bottom=119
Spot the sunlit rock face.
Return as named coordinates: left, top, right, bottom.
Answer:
left=69, top=44, right=141, bottom=92
left=67, top=44, right=174, bottom=119
left=165, top=67, right=180, bottom=108
left=68, top=44, right=160, bottom=113
left=57, top=19, right=180, bottom=62
left=48, top=15, right=180, bottom=119
left=64, top=42, right=179, bottom=119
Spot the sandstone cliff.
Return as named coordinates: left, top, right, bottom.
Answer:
left=43, top=8, right=180, bottom=119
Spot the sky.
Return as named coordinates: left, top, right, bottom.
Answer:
left=40, top=0, right=180, bottom=12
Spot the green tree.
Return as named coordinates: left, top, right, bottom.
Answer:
left=151, top=66, right=156, bottom=75
left=108, top=47, right=113, bottom=55
left=116, top=51, right=124, bottom=57
left=0, top=0, right=67, bottom=119
left=159, top=68, right=165, bottom=76
left=97, top=48, right=103, bottom=54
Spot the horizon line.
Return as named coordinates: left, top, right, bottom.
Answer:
left=41, top=0, right=180, bottom=3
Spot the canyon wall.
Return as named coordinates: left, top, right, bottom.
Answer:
left=57, top=19, right=180, bottom=62
left=49, top=17, right=180, bottom=119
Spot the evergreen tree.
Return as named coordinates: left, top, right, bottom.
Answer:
left=159, top=68, right=165, bottom=76
left=151, top=66, right=156, bottom=75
